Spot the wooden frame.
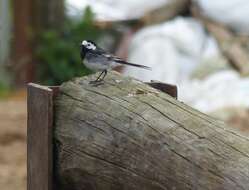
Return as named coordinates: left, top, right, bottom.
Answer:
left=27, top=82, right=176, bottom=190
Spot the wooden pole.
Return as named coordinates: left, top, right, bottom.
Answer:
left=0, top=0, right=11, bottom=84
left=12, top=0, right=65, bottom=86
left=12, top=0, right=34, bottom=85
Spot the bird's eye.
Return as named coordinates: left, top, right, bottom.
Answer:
left=86, top=44, right=92, bottom=49
left=86, top=43, right=96, bottom=50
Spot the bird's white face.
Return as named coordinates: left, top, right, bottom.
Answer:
left=81, top=40, right=96, bottom=50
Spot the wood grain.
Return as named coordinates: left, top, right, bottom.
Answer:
left=54, top=71, right=249, bottom=190
left=27, top=83, right=53, bottom=190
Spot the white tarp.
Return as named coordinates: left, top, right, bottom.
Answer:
left=66, top=0, right=170, bottom=20
left=194, top=0, right=249, bottom=34
left=123, top=17, right=249, bottom=113
left=124, top=17, right=221, bottom=84
left=180, top=71, right=249, bottom=113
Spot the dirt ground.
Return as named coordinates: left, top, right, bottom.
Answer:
left=0, top=98, right=27, bottom=190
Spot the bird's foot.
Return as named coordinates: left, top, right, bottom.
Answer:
left=89, top=80, right=104, bottom=86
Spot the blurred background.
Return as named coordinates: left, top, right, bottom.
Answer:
left=1, top=0, right=249, bottom=189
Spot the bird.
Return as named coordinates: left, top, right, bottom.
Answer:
left=80, top=40, right=151, bottom=82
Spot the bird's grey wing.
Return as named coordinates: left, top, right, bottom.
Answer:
left=92, top=47, right=123, bottom=64
left=87, top=51, right=111, bottom=64
left=95, top=50, right=151, bottom=70
left=85, top=52, right=115, bottom=70
left=91, top=48, right=150, bottom=70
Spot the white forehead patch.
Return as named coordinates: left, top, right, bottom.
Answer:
left=82, top=40, right=96, bottom=50
left=82, top=40, right=88, bottom=45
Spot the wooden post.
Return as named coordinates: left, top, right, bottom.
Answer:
left=27, top=83, right=58, bottom=190
left=27, top=79, right=176, bottom=190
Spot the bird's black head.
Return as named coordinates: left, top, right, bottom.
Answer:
left=80, top=40, right=97, bottom=59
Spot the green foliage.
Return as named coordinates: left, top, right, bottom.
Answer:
left=36, top=7, right=116, bottom=85
left=0, top=82, right=10, bottom=99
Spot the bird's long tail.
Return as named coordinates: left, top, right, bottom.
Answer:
left=115, top=60, right=151, bottom=70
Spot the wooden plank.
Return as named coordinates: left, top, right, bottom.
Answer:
left=147, top=81, right=177, bottom=99
left=27, top=83, right=53, bottom=190
left=49, top=86, right=60, bottom=189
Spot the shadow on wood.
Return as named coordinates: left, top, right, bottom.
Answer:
left=54, top=71, right=249, bottom=190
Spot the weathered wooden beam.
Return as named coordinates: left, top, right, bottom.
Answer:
left=94, top=0, right=190, bottom=28
left=142, top=0, right=190, bottom=25
left=27, top=83, right=57, bottom=190
left=54, top=71, right=249, bottom=190
left=191, top=4, right=249, bottom=76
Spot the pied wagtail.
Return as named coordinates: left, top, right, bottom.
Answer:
left=80, top=40, right=151, bottom=82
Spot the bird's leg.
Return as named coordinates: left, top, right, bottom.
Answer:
left=95, top=70, right=105, bottom=82
left=89, top=70, right=105, bottom=84
left=99, top=70, right=107, bottom=81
